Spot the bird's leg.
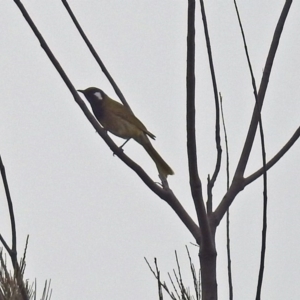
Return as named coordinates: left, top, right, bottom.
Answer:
left=119, top=138, right=131, bottom=149
left=113, top=138, right=131, bottom=156
left=159, top=173, right=169, bottom=189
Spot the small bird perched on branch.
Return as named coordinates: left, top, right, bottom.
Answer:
left=78, top=87, right=174, bottom=178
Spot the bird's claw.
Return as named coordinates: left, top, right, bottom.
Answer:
left=113, top=146, right=124, bottom=156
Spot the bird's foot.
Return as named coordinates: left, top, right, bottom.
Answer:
left=159, top=173, right=169, bottom=189
left=113, top=146, right=124, bottom=156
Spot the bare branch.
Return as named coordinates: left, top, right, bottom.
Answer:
left=154, top=258, right=163, bottom=300
left=245, top=126, right=300, bottom=185
left=13, top=0, right=201, bottom=243
left=0, top=236, right=11, bottom=256
left=206, top=175, right=212, bottom=214
left=186, top=0, right=202, bottom=206
left=0, top=156, right=17, bottom=266
left=187, top=0, right=211, bottom=248
left=198, top=0, right=222, bottom=208
left=233, top=0, right=292, bottom=180
left=41, top=279, right=52, bottom=300
left=61, top=0, right=132, bottom=112
left=219, top=93, right=233, bottom=299
left=213, top=0, right=293, bottom=224
left=0, top=156, right=29, bottom=300
left=186, top=246, right=201, bottom=300
left=233, top=0, right=269, bottom=295
left=144, top=258, right=176, bottom=300
left=168, top=272, right=180, bottom=299
left=219, top=94, right=230, bottom=190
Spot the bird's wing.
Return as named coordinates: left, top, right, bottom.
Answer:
left=110, top=100, right=156, bottom=140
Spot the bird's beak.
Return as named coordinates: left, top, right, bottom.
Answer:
left=77, top=89, right=84, bottom=94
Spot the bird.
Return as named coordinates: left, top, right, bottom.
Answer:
left=78, top=87, right=174, bottom=178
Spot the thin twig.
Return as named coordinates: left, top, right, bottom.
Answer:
left=233, top=1, right=269, bottom=295
left=219, top=95, right=230, bottom=192
left=0, top=236, right=11, bottom=256
left=168, top=272, right=180, bottom=299
left=172, top=269, right=188, bottom=300
left=0, top=156, right=29, bottom=300
left=174, top=251, right=189, bottom=299
left=245, top=126, right=300, bottom=185
left=186, top=246, right=200, bottom=300
left=213, top=0, right=293, bottom=223
left=20, top=236, right=29, bottom=276
left=61, top=0, right=131, bottom=111
left=220, top=94, right=233, bottom=300
left=154, top=258, right=164, bottom=300
left=233, top=0, right=292, bottom=179
left=198, top=0, right=222, bottom=212
left=0, top=250, right=10, bottom=280
left=144, top=257, right=176, bottom=300
left=0, top=156, right=17, bottom=265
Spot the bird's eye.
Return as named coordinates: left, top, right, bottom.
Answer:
left=94, top=91, right=103, bottom=100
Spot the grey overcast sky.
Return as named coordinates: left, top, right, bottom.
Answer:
left=1, top=1, right=299, bottom=299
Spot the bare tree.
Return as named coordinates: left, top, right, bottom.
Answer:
left=5, top=0, right=299, bottom=299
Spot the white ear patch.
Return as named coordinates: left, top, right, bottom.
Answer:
left=94, top=91, right=103, bottom=100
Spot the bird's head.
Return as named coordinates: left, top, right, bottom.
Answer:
left=77, top=87, right=107, bottom=104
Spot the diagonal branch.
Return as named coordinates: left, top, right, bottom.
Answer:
left=12, top=0, right=157, bottom=188
left=213, top=0, right=293, bottom=224
left=233, top=0, right=292, bottom=180
left=245, top=126, right=300, bottom=186
left=61, top=0, right=132, bottom=112
left=13, top=0, right=201, bottom=243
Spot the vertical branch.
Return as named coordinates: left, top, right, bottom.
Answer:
left=220, top=94, right=230, bottom=192
left=186, top=246, right=201, bottom=300
left=198, top=0, right=222, bottom=209
left=154, top=258, right=164, bottom=300
left=233, top=1, right=270, bottom=296
left=187, top=3, right=217, bottom=297
left=0, top=156, right=17, bottom=265
left=220, top=95, right=233, bottom=299
left=187, top=0, right=213, bottom=250
left=0, top=156, right=29, bottom=300
left=186, top=0, right=198, bottom=187
left=256, top=179, right=268, bottom=300
left=186, top=0, right=206, bottom=236
left=206, top=175, right=212, bottom=214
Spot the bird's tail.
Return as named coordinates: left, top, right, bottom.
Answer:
left=142, top=139, right=174, bottom=178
